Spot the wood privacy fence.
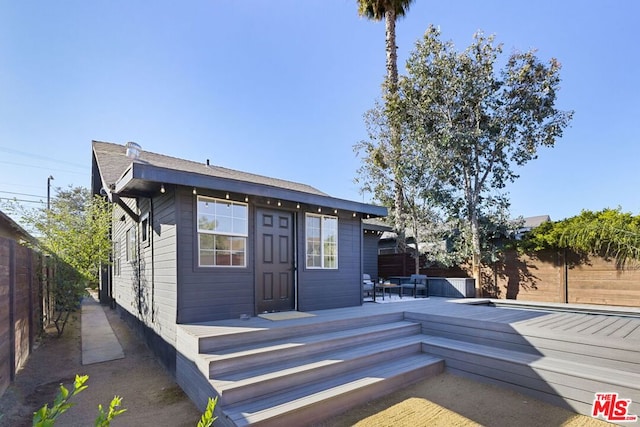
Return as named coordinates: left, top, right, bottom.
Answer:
left=379, top=250, right=640, bottom=307
left=0, top=236, right=52, bottom=397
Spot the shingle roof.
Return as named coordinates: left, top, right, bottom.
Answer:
left=92, top=140, right=328, bottom=196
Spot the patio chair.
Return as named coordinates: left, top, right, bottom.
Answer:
left=362, top=274, right=374, bottom=299
left=401, top=274, right=428, bottom=298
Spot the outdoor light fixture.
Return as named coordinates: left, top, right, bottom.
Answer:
left=225, top=193, right=230, bottom=199
left=352, top=212, right=357, bottom=217
left=334, top=209, right=338, bottom=214
left=318, top=207, right=322, bottom=213
left=192, top=188, right=197, bottom=195
left=277, top=201, right=281, bottom=207
left=296, top=203, right=300, bottom=209
left=244, top=196, right=249, bottom=202
left=160, top=184, right=165, bottom=194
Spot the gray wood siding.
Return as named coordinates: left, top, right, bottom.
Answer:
left=112, top=197, right=137, bottom=316
left=111, top=191, right=178, bottom=347
left=362, top=232, right=380, bottom=282
left=297, top=214, right=362, bottom=311
left=176, top=188, right=255, bottom=323
left=147, top=191, right=178, bottom=346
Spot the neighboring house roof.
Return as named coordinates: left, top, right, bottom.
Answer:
left=363, top=218, right=393, bottom=233
left=522, top=215, right=551, bottom=229
left=0, top=209, right=37, bottom=244
left=92, top=141, right=387, bottom=217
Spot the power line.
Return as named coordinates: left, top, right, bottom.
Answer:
left=0, top=190, right=46, bottom=198
left=0, top=146, right=85, bottom=169
left=0, top=197, right=44, bottom=204
left=0, top=159, right=86, bottom=175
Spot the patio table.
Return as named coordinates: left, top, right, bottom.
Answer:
left=374, top=282, right=400, bottom=301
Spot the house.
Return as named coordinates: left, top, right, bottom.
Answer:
left=91, top=141, right=386, bottom=371
left=0, top=209, right=36, bottom=244
left=514, top=215, right=551, bottom=240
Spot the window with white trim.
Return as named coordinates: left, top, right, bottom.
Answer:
left=140, top=212, right=150, bottom=247
left=197, top=196, right=248, bottom=267
left=305, top=213, right=338, bottom=269
left=126, top=226, right=137, bottom=262
left=113, top=240, right=121, bottom=276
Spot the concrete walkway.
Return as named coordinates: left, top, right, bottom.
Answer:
left=81, top=292, right=124, bottom=365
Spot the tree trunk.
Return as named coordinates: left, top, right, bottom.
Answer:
left=470, top=213, right=482, bottom=297
left=385, top=9, right=405, bottom=252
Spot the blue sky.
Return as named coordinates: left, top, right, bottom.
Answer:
left=1, top=1, right=638, bottom=222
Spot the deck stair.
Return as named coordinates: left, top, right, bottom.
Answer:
left=178, top=312, right=444, bottom=427
left=406, top=311, right=640, bottom=417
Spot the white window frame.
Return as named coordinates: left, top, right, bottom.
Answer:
left=305, top=213, right=338, bottom=269
left=113, top=240, right=121, bottom=276
left=126, top=226, right=137, bottom=262
left=140, top=212, right=150, bottom=248
left=197, top=195, right=248, bottom=267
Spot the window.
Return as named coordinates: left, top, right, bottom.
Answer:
left=305, top=214, right=338, bottom=269
left=113, top=241, right=121, bottom=276
left=197, top=196, right=248, bottom=267
left=140, top=213, right=150, bottom=247
left=126, top=227, right=137, bottom=262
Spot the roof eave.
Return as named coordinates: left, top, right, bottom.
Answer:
left=114, top=162, right=388, bottom=218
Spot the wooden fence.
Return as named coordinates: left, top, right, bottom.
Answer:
left=379, top=250, right=640, bottom=307
left=0, top=237, right=51, bottom=397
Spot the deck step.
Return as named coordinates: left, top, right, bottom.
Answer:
left=201, top=321, right=421, bottom=377
left=221, top=353, right=444, bottom=427
left=408, top=311, right=640, bottom=373
left=421, top=335, right=640, bottom=415
left=213, top=334, right=426, bottom=405
left=196, top=312, right=405, bottom=353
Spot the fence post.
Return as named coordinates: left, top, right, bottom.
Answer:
left=8, top=240, right=15, bottom=382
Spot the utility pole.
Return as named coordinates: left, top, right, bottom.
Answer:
left=47, top=175, right=54, bottom=210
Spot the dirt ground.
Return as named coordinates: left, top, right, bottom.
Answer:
left=0, top=304, right=614, bottom=427
left=0, top=306, right=201, bottom=427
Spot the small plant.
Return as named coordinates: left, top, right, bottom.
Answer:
left=32, top=374, right=126, bottom=427
left=32, top=374, right=217, bottom=426
left=94, top=395, right=127, bottom=427
left=197, top=396, right=218, bottom=427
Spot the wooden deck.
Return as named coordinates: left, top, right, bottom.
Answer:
left=176, top=298, right=640, bottom=426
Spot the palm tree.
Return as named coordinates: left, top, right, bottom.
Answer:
left=357, top=0, right=414, bottom=253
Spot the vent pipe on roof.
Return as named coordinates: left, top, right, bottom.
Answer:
left=125, top=141, right=141, bottom=159
left=206, top=159, right=210, bottom=166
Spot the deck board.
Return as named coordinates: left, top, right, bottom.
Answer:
left=177, top=297, right=640, bottom=424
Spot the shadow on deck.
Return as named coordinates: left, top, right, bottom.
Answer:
left=175, top=298, right=640, bottom=426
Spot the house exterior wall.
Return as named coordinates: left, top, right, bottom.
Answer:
left=297, top=214, right=362, bottom=311
left=362, top=231, right=380, bottom=282
left=111, top=189, right=178, bottom=371
left=113, top=186, right=367, bottom=326
left=175, top=188, right=365, bottom=323
left=176, top=188, right=255, bottom=323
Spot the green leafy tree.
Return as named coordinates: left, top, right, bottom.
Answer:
left=357, top=0, right=414, bottom=252
left=39, top=187, right=112, bottom=284
left=356, top=100, right=452, bottom=273
left=522, top=208, right=640, bottom=268
left=3, top=186, right=112, bottom=335
left=397, top=26, right=573, bottom=294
